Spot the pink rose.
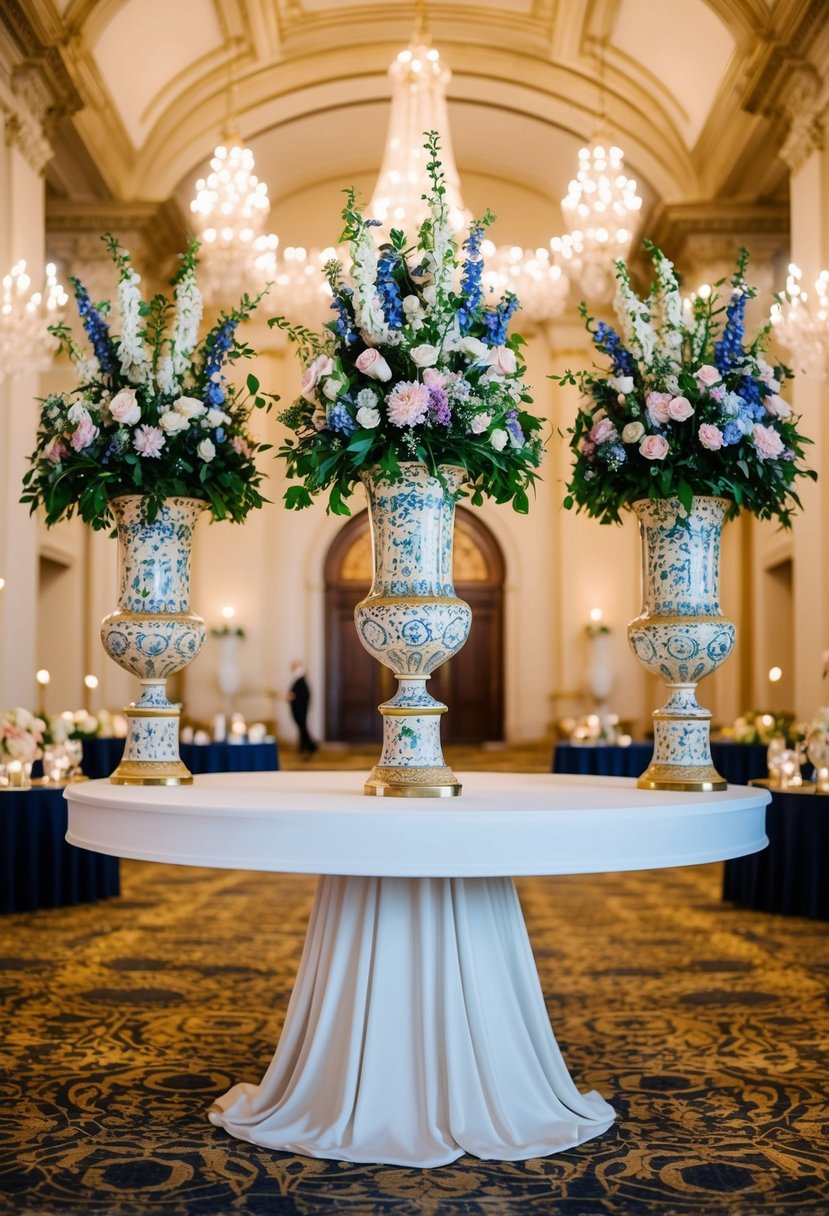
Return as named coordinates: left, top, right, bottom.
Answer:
left=46, top=439, right=69, bottom=464
left=639, top=434, right=670, bottom=461
left=422, top=367, right=448, bottom=389
left=765, top=394, right=792, bottom=419
left=70, top=417, right=98, bottom=452
left=752, top=423, right=785, bottom=461
left=694, top=364, right=721, bottom=387
left=108, top=387, right=141, bottom=426
left=698, top=423, right=724, bottom=451
left=300, top=354, right=335, bottom=402
left=709, top=385, right=726, bottom=403
left=667, top=396, right=695, bottom=422
left=355, top=348, right=392, bottom=382
left=231, top=435, right=253, bottom=458
left=483, top=346, right=518, bottom=377
left=590, top=417, right=618, bottom=445
left=386, top=381, right=429, bottom=427
left=645, top=392, right=672, bottom=426
left=580, top=439, right=596, bottom=459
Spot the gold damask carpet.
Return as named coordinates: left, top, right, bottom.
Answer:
left=1, top=746, right=828, bottom=1215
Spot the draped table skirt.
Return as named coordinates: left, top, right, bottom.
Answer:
left=208, top=874, right=614, bottom=1166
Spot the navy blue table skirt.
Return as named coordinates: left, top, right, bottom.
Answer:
left=722, top=789, right=829, bottom=919
left=82, top=737, right=280, bottom=780
left=1, top=785, right=120, bottom=914
left=552, top=741, right=768, bottom=785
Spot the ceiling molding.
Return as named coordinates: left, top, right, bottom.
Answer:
left=45, top=197, right=189, bottom=275
left=646, top=199, right=790, bottom=267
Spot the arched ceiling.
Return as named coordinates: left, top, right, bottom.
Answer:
left=5, top=0, right=828, bottom=263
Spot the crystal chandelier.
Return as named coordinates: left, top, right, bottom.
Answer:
left=551, top=142, right=642, bottom=302
left=0, top=260, right=67, bottom=383
left=189, top=136, right=279, bottom=302
left=769, top=263, right=829, bottom=378
left=368, top=24, right=569, bottom=324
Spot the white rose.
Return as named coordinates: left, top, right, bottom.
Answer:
left=456, top=337, right=489, bottom=361
left=159, top=410, right=191, bottom=435
left=109, top=387, right=142, bottom=426
left=172, top=395, right=206, bottom=419
left=402, top=295, right=423, bottom=316
left=67, top=401, right=92, bottom=425
left=422, top=284, right=437, bottom=307
left=611, top=376, right=635, bottom=395
left=197, top=437, right=216, bottom=462
left=356, top=406, right=381, bottom=429
left=322, top=375, right=346, bottom=401
left=490, top=428, right=509, bottom=451
left=6, top=733, right=37, bottom=762
left=468, top=412, right=492, bottom=435
left=482, top=346, right=518, bottom=377
left=206, top=408, right=230, bottom=427
left=410, top=344, right=439, bottom=367
left=621, top=421, right=645, bottom=444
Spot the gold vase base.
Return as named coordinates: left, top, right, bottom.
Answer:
left=109, top=759, right=194, bottom=786
left=364, top=765, right=462, bottom=798
left=637, top=761, right=727, bottom=793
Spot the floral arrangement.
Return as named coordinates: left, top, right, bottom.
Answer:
left=725, top=710, right=798, bottom=746
left=47, top=709, right=122, bottom=742
left=0, top=708, right=45, bottom=764
left=270, top=132, right=544, bottom=515
left=558, top=243, right=815, bottom=526
left=22, top=236, right=276, bottom=530
left=210, top=625, right=245, bottom=638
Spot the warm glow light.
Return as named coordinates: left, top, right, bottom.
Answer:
left=770, top=262, right=829, bottom=377
left=589, top=607, right=603, bottom=623
left=768, top=666, right=783, bottom=683
left=221, top=605, right=236, bottom=621
left=0, top=260, right=67, bottom=382
left=84, top=674, right=99, bottom=690
left=35, top=669, right=50, bottom=686
left=0, top=577, right=5, bottom=591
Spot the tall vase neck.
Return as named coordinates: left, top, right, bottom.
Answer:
left=633, top=495, right=728, bottom=617
left=362, top=465, right=463, bottom=598
left=111, top=495, right=205, bottom=614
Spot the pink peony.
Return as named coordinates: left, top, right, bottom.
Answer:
left=422, top=367, right=448, bottom=389
left=47, top=439, right=69, bottom=464
left=639, top=434, right=670, bottom=461
left=300, top=354, right=335, bottom=402
left=133, top=425, right=166, bottom=458
left=231, top=435, right=253, bottom=458
left=645, top=391, right=672, bottom=426
left=70, top=417, right=98, bottom=452
left=355, top=348, right=392, bottom=382
left=590, top=417, right=618, bottom=445
left=667, top=396, right=695, bottom=422
left=694, top=364, right=721, bottom=387
left=580, top=438, right=596, bottom=459
left=698, top=423, right=724, bottom=451
left=386, top=381, right=429, bottom=427
left=752, top=423, right=785, bottom=461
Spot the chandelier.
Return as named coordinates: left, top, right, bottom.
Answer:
left=0, top=260, right=67, bottom=383
left=551, top=142, right=643, bottom=302
left=769, top=263, right=829, bottom=378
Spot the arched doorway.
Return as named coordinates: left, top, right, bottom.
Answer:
left=324, top=507, right=505, bottom=743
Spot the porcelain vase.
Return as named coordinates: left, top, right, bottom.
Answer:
left=355, top=464, right=472, bottom=797
left=627, top=496, right=735, bottom=791
left=101, top=496, right=207, bottom=785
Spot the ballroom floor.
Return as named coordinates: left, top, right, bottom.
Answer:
left=1, top=742, right=827, bottom=1216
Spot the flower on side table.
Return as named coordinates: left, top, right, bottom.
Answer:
left=21, top=236, right=277, bottom=530
left=269, top=131, right=545, bottom=515
left=0, top=708, right=45, bottom=780
left=557, top=242, right=815, bottom=526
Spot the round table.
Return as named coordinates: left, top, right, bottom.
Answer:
left=65, top=771, right=769, bottom=1168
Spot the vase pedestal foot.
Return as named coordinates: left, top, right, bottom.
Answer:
left=636, top=696, right=726, bottom=792
left=636, top=763, right=727, bottom=793
left=364, top=764, right=462, bottom=798
left=109, top=681, right=193, bottom=786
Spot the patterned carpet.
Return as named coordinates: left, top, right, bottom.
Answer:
left=1, top=746, right=828, bottom=1215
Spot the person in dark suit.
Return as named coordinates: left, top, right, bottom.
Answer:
left=287, top=660, right=318, bottom=758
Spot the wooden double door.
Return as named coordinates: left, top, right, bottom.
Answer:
left=325, top=508, right=505, bottom=744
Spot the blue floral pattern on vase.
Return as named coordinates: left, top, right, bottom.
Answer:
left=355, top=464, right=471, bottom=796
left=100, top=496, right=207, bottom=784
left=628, top=496, right=735, bottom=790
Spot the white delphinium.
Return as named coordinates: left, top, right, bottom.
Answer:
left=117, top=267, right=152, bottom=386
left=350, top=224, right=387, bottom=342
left=171, top=262, right=203, bottom=377
left=613, top=260, right=656, bottom=366
left=650, top=249, right=684, bottom=373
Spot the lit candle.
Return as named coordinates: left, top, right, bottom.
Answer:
left=35, top=668, right=50, bottom=717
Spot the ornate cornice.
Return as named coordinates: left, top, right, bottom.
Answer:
left=45, top=198, right=190, bottom=288
left=646, top=200, right=791, bottom=264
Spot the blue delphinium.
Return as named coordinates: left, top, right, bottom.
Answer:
left=505, top=409, right=525, bottom=448
left=376, top=251, right=404, bottom=329
left=722, top=419, right=743, bottom=446
left=330, top=288, right=358, bottom=345
left=202, top=319, right=238, bottom=405
left=592, top=320, right=636, bottom=378
left=457, top=220, right=487, bottom=334
left=482, top=292, right=520, bottom=346
left=71, top=278, right=114, bottom=374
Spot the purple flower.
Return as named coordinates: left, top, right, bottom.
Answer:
left=428, top=386, right=451, bottom=426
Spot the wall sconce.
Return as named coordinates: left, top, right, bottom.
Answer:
left=35, top=668, right=50, bottom=717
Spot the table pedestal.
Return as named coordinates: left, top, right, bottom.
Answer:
left=208, top=875, right=614, bottom=1166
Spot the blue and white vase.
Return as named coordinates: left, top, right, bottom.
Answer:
left=628, top=496, right=735, bottom=791
left=355, top=464, right=472, bottom=797
left=101, top=496, right=206, bottom=785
